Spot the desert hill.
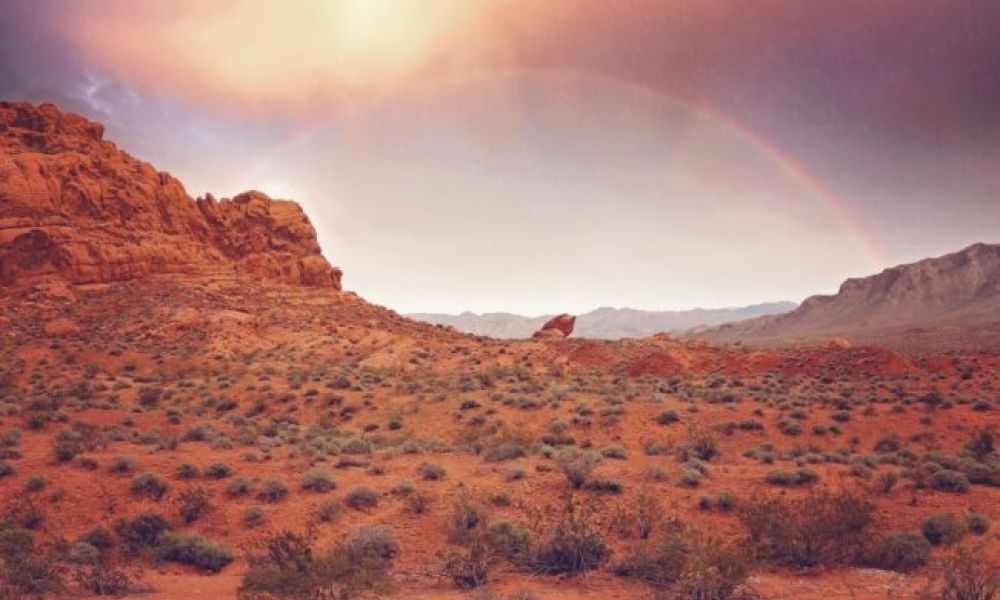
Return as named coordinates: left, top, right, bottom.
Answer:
left=698, top=243, right=1000, bottom=348
left=411, top=302, right=795, bottom=339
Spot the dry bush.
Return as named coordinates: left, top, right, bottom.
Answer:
left=918, top=545, right=999, bottom=600
left=738, top=490, right=874, bottom=568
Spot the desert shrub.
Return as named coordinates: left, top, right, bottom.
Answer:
left=929, top=469, right=970, bottom=493
left=600, top=444, right=628, bottom=460
left=484, top=441, right=526, bottom=462
left=683, top=426, right=720, bottom=462
left=918, top=544, right=999, bottom=600
left=175, top=463, right=200, bottom=479
left=967, top=513, right=990, bottom=535
left=244, top=506, right=266, bottom=528
left=406, top=490, right=433, bottom=514
left=115, top=513, right=172, bottom=556
left=79, top=526, right=114, bottom=551
left=258, top=479, right=289, bottom=503
left=24, top=474, right=46, bottom=492
left=68, top=541, right=100, bottom=564
left=300, top=468, right=336, bottom=492
left=178, top=486, right=213, bottom=524
left=443, top=538, right=494, bottom=589
left=108, top=455, right=137, bottom=474
left=343, top=524, right=399, bottom=564
left=875, top=471, right=899, bottom=494
left=0, top=528, right=64, bottom=597
left=316, top=499, right=342, bottom=523
left=965, top=428, right=995, bottom=462
left=869, top=531, right=931, bottom=573
left=74, top=563, right=135, bottom=596
left=244, top=525, right=396, bottom=595
left=615, top=529, right=752, bottom=598
left=586, top=478, right=623, bottom=494
left=447, top=496, right=487, bottom=544
left=764, top=468, right=818, bottom=486
left=226, top=477, right=254, bottom=497
left=922, top=513, right=967, bottom=546
left=486, top=521, right=531, bottom=561
left=529, top=494, right=609, bottom=575
left=739, top=490, right=874, bottom=568
left=679, top=468, right=703, bottom=488
left=614, top=533, right=688, bottom=587
left=556, top=449, right=602, bottom=489
left=130, top=472, right=169, bottom=500
left=205, top=462, right=233, bottom=479
left=158, top=532, right=233, bottom=572
left=656, top=410, right=680, bottom=425
left=345, top=486, right=379, bottom=510
left=418, top=462, right=446, bottom=480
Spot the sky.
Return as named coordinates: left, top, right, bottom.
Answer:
left=2, top=0, right=999, bottom=314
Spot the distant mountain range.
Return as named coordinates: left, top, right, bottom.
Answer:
left=408, top=302, right=796, bottom=339
left=697, top=243, right=1000, bottom=348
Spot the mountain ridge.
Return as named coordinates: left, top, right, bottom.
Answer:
left=410, top=301, right=796, bottom=339
left=697, top=242, right=1000, bottom=348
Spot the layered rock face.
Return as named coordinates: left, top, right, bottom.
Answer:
left=533, top=313, right=576, bottom=338
left=0, top=102, right=341, bottom=289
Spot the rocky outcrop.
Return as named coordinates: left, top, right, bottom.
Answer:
left=533, top=313, right=576, bottom=338
left=0, top=101, right=341, bottom=289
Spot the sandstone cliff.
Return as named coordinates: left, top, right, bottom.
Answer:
left=0, top=101, right=341, bottom=288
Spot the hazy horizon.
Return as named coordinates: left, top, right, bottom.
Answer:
left=3, top=1, right=999, bottom=314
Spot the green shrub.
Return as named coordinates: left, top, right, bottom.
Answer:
left=921, top=513, right=966, bottom=546
left=244, top=506, right=266, bottom=528
left=869, top=531, right=931, bottom=573
left=158, top=532, right=234, bottom=572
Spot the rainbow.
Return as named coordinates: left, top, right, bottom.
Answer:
left=240, top=68, right=884, bottom=265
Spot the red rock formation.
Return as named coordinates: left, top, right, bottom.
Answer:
left=533, top=313, right=576, bottom=338
left=0, top=101, right=341, bottom=289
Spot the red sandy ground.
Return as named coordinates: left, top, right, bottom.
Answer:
left=1, top=275, right=997, bottom=599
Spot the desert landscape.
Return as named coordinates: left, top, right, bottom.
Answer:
left=0, top=102, right=997, bottom=600
left=2, top=2, right=1000, bottom=600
